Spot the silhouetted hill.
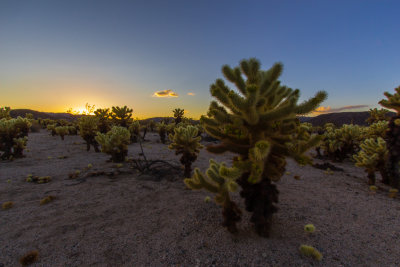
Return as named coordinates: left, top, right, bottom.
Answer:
left=299, top=111, right=396, bottom=127
left=10, top=109, right=82, bottom=121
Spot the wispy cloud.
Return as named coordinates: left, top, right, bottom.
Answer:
left=187, top=92, right=195, bottom=96
left=152, top=89, right=178, bottom=98
left=312, top=105, right=369, bottom=115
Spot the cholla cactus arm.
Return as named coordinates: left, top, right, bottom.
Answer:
left=367, top=121, right=389, bottom=139
left=379, top=86, right=400, bottom=114
left=184, top=160, right=242, bottom=233
left=379, top=86, right=400, bottom=188
left=95, top=126, right=130, bottom=162
left=199, top=58, right=327, bottom=236
left=173, top=108, right=185, bottom=124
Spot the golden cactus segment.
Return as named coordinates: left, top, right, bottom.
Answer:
left=185, top=159, right=241, bottom=204
left=299, top=245, right=323, bottom=261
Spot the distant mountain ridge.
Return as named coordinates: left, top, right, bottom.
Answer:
left=9, top=109, right=395, bottom=126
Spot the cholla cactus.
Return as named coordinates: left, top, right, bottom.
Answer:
left=0, top=117, right=31, bottom=159
left=110, top=106, right=133, bottom=127
left=47, top=124, right=57, bottom=136
left=55, top=126, right=69, bottom=140
left=78, top=116, right=100, bottom=152
left=0, top=107, right=11, bottom=119
left=185, top=159, right=242, bottom=232
left=353, top=137, right=388, bottom=185
left=367, top=120, right=389, bottom=139
left=366, top=108, right=389, bottom=124
left=192, top=58, right=327, bottom=236
left=13, top=137, right=28, bottom=157
left=169, top=125, right=203, bottom=177
left=148, top=120, right=156, bottom=132
left=379, top=86, right=400, bottom=189
left=95, top=126, right=130, bottom=162
left=157, top=122, right=167, bottom=144
left=321, top=124, right=363, bottom=161
left=94, top=108, right=111, bottom=133
left=68, top=125, right=78, bottom=135
left=173, top=108, right=185, bottom=124
left=129, top=121, right=141, bottom=143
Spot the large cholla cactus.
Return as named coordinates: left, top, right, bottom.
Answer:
left=353, top=137, right=389, bottom=185
left=94, top=108, right=111, bottom=133
left=186, top=58, right=327, bottom=236
left=95, top=126, right=130, bottom=162
left=173, top=108, right=185, bottom=124
left=185, top=160, right=242, bottom=232
left=169, top=125, right=203, bottom=177
left=366, top=108, right=389, bottom=124
left=110, top=106, right=133, bottom=127
left=0, top=117, right=31, bottom=159
left=379, top=86, right=400, bottom=188
left=78, top=116, right=100, bottom=152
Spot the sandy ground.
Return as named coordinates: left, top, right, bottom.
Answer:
left=1, top=130, right=400, bottom=267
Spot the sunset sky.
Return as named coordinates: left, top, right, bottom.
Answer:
left=1, top=0, right=399, bottom=118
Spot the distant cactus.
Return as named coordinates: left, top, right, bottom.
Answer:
left=187, top=58, right=327, bottom=236
left=379, top=86, right=400, bottom=189
left=46, top=124, right=57, bottom=136
left=185, top=159, right=242, bottom=232
left=157, top=122, right=167, bottom=144
left=148, top=120, right=156, bottom=132
left=367, top=120, right=389, bottom=139
left=94, top=108, right=111, bottom=133
left=55, top=126, right=69, bottom=140
left=78, top=116, right=100, bottom=152
left=173, top=108, right=185, bottom=124
left=128, top=121, right=141, bottom=143
left=353, top=137, right=388, bottom=185
left=110, top=106, right=133, bottom=127
left=169, top=125, right=203, bottom=177
left=95, top=126, right=131, bottom=162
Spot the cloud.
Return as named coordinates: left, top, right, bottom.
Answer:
left=312, top=105, right=369, bottom=115
left=187, top=92, right=195, bottom=96
left=153, top=89, right=178, bottom=98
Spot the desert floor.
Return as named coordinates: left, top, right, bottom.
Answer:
left=1, top=130, right=400, bottom=267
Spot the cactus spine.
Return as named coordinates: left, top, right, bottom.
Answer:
left=379, top=86, right=400, bottom=189
left=187, top=58, right=327, bottom=236
left=169, top=125, right=203, bottom=177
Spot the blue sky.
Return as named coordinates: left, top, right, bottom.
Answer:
left=1, top=0, right=399, bottom=118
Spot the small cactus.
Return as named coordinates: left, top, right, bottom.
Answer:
left=2, top=201, right=14, bottom=210
left=304, top=224, right=316, bottom=233
left=299, top=245, right=323, bottom=261
left=40, top=195, right=56, bottom=205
